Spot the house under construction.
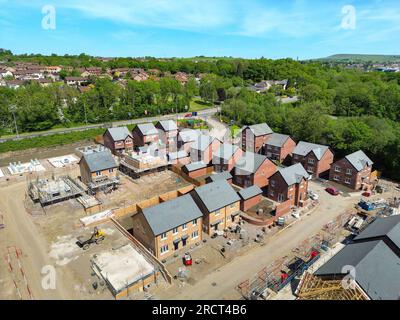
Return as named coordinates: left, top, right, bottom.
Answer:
left=119, top=153, right=168, bottom=179
left=28, top=175, right=86, bottom=206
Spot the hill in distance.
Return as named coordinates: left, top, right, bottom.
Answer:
left=317, top=54, right=400, bottom=63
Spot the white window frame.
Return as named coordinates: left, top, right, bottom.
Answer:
left=160, top=245, right=169, bottom=255
left=278, top=193, right=284, bottom=202
left=270, top=180, right=276, bottom=188
left=215, top=209, right=221, bottom=216
left=345, top=178, right=351, bottom=184
left=172, top=227, right=179, bottom=235
left=160, top=232, right=167, bottom=240
left=308, top=158, right=315, bottom=164
left=335, top=166, right=341, bottom=172
left=192, top=219, right=197, bottom=226
left=191, top=231, right=199, bottom=239
left=334, top=175, right=340, bottom=181
left=182, top=223, right=187, bottom=231
left=346, top=168, right=352, bottom=175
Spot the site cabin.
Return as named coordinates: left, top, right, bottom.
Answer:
left=292, top=141, right=334, bottom=178
left=190, top=135, right=221, bottom=164
left=78, top=150, right=118, bottom=185
left=212, top=143, right=244, bottom=173
left=263, top=133, right=296, bottom=163
left=205, top=171, right=233, bottom=185
left=191, top=180, right=241, bottom=235
left=131, top=194, right=203, bottom=259
left=177, top=129, right=201, bottom=153
left=233, top=152, right=277, bottom=188
left=182, top=161, right=210, bottom=179
left=155, top=120, right=178, bottom=151
left=103, top=127, right=133, bottom=155
left=267, top=163, right=310, bottom=210
left=238, top=185, right=263, bottom=212
left=241, top=123, right=273, bottom=154
left=329, top=150, right=374, bottom=190
left=132, top=123, right=159, bottom=147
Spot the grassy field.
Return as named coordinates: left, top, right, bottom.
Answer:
left=189, top=99, right=213, bottom=112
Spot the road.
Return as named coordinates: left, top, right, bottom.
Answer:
left=0, top=107, right=218, bottom=143
left=164, top=180, right=359, bottom=300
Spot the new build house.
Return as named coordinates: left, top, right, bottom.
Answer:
left=267, top=163, right=310, bottom=210
left=206, top=171, right=233, bottom=185
left=190, top=134, right=221, bottom=164
left=132, top=194, right=203, bottom=259
left=241, top=123, right=273, bottom=153
left=233, top=152, right=277, bottom=188
left=329, top=150, right=374, bottom=190
left=103, top=127, right=133, bottom=155
left=292, top=141, right=334, bottom=178
left=263, top=133, right=296, bottom=163
left=78, top=150, right=118, bottom=185
left=212, top=143, right=243, bottom=172
left=177, top=129, right=200, bottom=153
left=191, top=180, right=241, bottom=235
left=132, top=123, right=159, bottom=147
left=155, top=120, right=178, bottom=151
left=182, top=161, right=210, bottom=179
left=238, top=185, right=263, bottom=212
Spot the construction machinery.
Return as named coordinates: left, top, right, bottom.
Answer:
left=77, top=227, right=105, bottom=250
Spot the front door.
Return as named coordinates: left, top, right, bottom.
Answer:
left=182, top=238, right=187, bottom=246
left=214, top=223, right=219, bottom=231
left=174, top=241, right=179, bottom=251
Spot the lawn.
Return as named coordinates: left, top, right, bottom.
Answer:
left=189, top=99, right=213, bottom=112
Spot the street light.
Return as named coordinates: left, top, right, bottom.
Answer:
left=9, top=104, right=19, bottom=138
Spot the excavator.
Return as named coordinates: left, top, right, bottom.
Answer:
left=76, top=227, right=105, bottom=250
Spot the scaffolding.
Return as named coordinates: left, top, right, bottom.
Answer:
left=296, top=272, right=368, bottom=300
left=28, top=175, right=85, bottom=206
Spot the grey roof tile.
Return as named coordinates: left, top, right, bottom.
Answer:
left=345, top=150, right=374, bottom=172
left=81, top=150, right=117, bottom=172
left=238, top=185, right=263, bottom=200
left=293, top=141, right=330, bottom=160
left=157, top=120, right=178, bottom=132
left=106, top=126, right=131, bottom=141
left=243, top=123, right=273, bottom=136
left=136, top=123, right=158, bottom=136
left=213, top=143, right=239, bottom=162
left=234, top=152, right=269, bottom=175
left=276, top=163, right=310, bottom=186
left=208, top=171, right=233, bottom=182
left=266, top=133, right=291, bottom=147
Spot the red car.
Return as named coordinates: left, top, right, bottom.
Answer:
left=325, top=187, right=340, bottom=196
left=184, top=113, right=192, bottom=118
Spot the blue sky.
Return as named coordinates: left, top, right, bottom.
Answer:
left=0, top=0, right=399, bottom=59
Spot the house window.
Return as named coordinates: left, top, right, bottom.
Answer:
left=335, top=166, right=341, bottom=172
left=334, top=175, right=340, bottom=181
left=108, top=168, right=114, bottom=173
left=161, top=232, right=167, bottom=240
left=270, top=190, right=275, bottom=197
left=307, top=166, right=314, bottom=173
left=191, top=231, right=199, bottom=239
left=308, top=159, right=315, bottom=164
left=345, top=178, right=351, bottom=184
left=160, top=245, right=169, bottom=255
left=192, top=219, right=197, bottom=226
left=270, top=180, right=276, bottom=188
left=278, top=194, right=284, bottom=202
left=346, top=168, right=352, bottom=175
left=182, top=223, right=187, bottom=230
left=96, top=171, right=101, bottom=176
left=173, top=227, right=179, bottom=235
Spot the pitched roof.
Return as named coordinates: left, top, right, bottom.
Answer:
left=81, top=150, right=117, bottom=172
left=193, top=180, right=240, bottom=213
left=136, top=123, right=158, bottom=136
left=167, top=150, right=188, bottom=161
left=234, top=152, right=269, bottom=175
left=191, top=134, right=215, bottom=152
left=354, top=215, right=400, bottom=250
left=213, top=143, right=239, bottom=161
left=293, top=141, right=330, bottom=160
left=157, top=120, right=178, bottom=132
left=178, top=129, right=200, bottom=143
left=207, top=171, right=233, bottom=182
left=345, top=150, right=374, bottom=172
left=243, top=123, right=273, bottom=136
left=106, top=127, right=131, bottom=141
left=276, top=163, right=310, bottom=186
left=315, top=240, right=400, bottom=300
left=238, top=185, right=263, bottom=200
left=266, top=133, right=291, bottom=147
left=141, top=195, right=203, bottom=236
left=183, top=161, right=207, bottom=172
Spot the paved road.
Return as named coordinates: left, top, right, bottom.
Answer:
left=0, top=107, right=218, bottom=143
left=162, top=180, right=360, bottom=300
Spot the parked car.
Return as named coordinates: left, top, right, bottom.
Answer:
left=308, top=190, right=319, bottom=201
left=184, top=113, right=192, bottom=118
left=325, top=187, right=340, bottom=196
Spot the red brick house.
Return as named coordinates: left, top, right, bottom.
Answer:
left=103, top=127, right=133, bottom=155
left=212, top=143, right=243, bottom=172
left=238, top=185, right=263, bottom=211
left=190, top=135, right=221, bottom=164
left=233, top=152, right=277, bottom=188
left=155, top=120, right=178, bottom=151
left=292, top=141, right=334, bottom=178
left=267, top=163, right=310, bottom=207
left=132, top=123, right=159, bottom=147
left=329, top=150, right=374, bottom=190
left=263, top=133, right=296, bottom=162
left=241, top=123, right=273, bottom=153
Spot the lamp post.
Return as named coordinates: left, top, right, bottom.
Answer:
left=9, top=104, right=19, bottom=138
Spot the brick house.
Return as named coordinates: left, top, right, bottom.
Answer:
left=263, top=133, right=296, bottom=163
left=212, top=143, right=243, bottom=172
left=233, top=152, right=277, bottom=188
left=103, top=127, right=133, bottom=155
left=241, top=123, right=273, bottom=153
left=190, top=134, right=221, bottom=164
left=292, top=141, right=334, bottom=178
left=191, top=180, right=241, bottom=235
left=131, top=194, right=203, bottom=259
left=132, top=123, right=159, bottom=147
left=267, top=163, right=310, bottom=207
left=238, top=185, right=263, bottom=212
left=178, top=129, right=201, bottom=153
left=329, top=150, right=374, bottom=190
left=182, top=161, right=209, bottom=179
left=78, top=150, right=118, bottom=185
left=206, top=171, right=233, bottom=185
left=155, top=120, right=178, bottom=151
